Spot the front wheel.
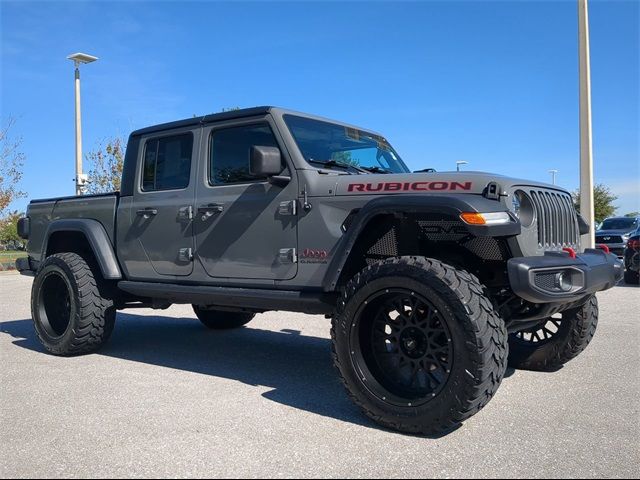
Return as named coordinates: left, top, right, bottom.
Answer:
left=508, top=295, right=598, bottom=371
left=192, top=305, right=255, bottom=330
left=332, top=256, right=508, bottom=435
left=624, top=269, right=639, bottom=285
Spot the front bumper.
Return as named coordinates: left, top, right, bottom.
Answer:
left=597, top=242, right=625, bottom=257
left=508, top=249, right=623, bottom=304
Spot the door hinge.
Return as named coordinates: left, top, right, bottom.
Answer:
left=178, top=205, right=194, bottom=221
left=278, top=200, right=298, bottom=216
left=178, top=247, right=194, bottom=262
left=278, top=248, right=297, bottom=264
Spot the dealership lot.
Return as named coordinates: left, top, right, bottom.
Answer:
left=1, top=273, right=638, bottom=478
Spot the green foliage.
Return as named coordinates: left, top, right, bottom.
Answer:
left=0, top=211, right=25, bottom=250
left=220, top=107, right=241, bottom=112
left=331, top=151, right=361, bottom=167
left=572, top=183, right=618, bottom=223
left=0, top=118, right=26, bottom=218
left=86, top=137, right=125, bottom=194
left=625, top=211, right=640, bottom=218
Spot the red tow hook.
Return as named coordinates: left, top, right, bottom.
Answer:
left=562, top=247, right=577, bottom=259
left=596, top=244, right=611, bottom=254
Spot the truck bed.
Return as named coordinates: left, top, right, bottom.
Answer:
left=27, top=192, right=119, bottom=262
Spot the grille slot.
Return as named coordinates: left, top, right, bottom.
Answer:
left=529, top=189, right=580, bottom=249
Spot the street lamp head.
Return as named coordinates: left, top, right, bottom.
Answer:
left=456, top=160, right=468, bottom=171
left=67, top=52, right=98, bottom=65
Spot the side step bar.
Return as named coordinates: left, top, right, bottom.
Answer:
left=117, top=281, right=337, bottom=315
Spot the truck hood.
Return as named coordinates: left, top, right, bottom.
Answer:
left=333, top=171, right=563, bottom=196
left=595, top=229, right=635, bottom=236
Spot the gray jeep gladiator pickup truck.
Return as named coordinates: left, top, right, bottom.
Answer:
left=16, top=106, right=622, bottom=434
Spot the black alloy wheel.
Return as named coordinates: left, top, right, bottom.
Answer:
left=352, top=289, right=453, bottom=406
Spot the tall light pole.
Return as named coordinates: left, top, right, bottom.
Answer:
left=549, top=169, right=558, bottom=185
left=67, top=52, right=98, bottom=195
left=578, top=0, right=595, bottom=248
left=456, top=160, right=468, bottom=172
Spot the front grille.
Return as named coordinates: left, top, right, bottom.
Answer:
left=595, top=235, right=623, bottom=244
left=529, top=189, right=580, bottom=249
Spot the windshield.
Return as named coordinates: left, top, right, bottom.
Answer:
left=599, top=218, right=638, bottom=230
left=284, top=115, right=410, bottom=174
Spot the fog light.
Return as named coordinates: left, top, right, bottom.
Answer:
left=555, top=271, right=573, bottom=292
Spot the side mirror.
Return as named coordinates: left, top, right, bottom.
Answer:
left=250, top=146, right=282, bottom=177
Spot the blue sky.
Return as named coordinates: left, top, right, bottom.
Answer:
left=1, top=0, right=638, bottom=214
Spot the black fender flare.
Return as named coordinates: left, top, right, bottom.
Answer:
left=42, top=219, right=122, bottom=280
left=322, top=194, right=520, bottom=291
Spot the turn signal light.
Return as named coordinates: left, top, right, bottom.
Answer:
left=628, top=238, right=640, bottom=250
left=460, top=212, right=486, bottom=225
left=460, top=212, right=512, bottom=226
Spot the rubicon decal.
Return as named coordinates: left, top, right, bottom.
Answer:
left=348, top=181, right=473, bottom=193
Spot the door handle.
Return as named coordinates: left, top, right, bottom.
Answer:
left=136, top=208, right=158, bottom=218
left=198, top=203, right=224, bottom=221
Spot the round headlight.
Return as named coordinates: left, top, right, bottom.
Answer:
left=511, top=190, right=535, bottom=227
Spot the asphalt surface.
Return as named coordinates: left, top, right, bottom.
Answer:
left=1, top=272, right=638, bottom=478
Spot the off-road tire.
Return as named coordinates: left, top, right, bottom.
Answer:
left=192, top=306, right=255, bottom=330
left=508, top=295, right=598, bottom=371
left=31, top=252, right=116, bottom=356
left=331, top=256, right=508, bottom=435
left=624, top=269, right=639, bottom=285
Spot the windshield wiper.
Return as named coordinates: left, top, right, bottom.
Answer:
left=360, top=166, right=392, bottom=174
left=307, top=159, right=369, bottom=174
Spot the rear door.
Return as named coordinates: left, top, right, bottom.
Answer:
left=119, top=128, right=198, bottom=280
left=194, top=117, right=298, bottom=281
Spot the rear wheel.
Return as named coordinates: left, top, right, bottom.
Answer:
left=192, top=305, right=255, bottom=330
left=31, top=253, right=116, bottom=356
left=508, top=295, right=598, bottom=371
left=332, top=257, right=508, bottom=435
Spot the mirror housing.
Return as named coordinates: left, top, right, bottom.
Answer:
left=250, top=146, right=282, bottom=177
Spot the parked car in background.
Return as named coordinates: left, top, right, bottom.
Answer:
left=595, top=217, right=639, bottom=257
left=624, top=227, right=640, bottom=284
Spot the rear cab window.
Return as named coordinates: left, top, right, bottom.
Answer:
left=141, top=133, right=193, bottom=192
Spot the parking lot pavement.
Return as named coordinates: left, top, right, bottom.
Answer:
left=1, top=272, right=638, bottom=478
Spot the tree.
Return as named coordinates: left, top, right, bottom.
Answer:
left=0, top=211, right=25, bottom=250
left=85, top=137, right=125, bottom=194
left=625, top=211, right=640, bottom=218
left=572, top=183, right=618, bottom=223
left=0, top=118, right=26, bottom=218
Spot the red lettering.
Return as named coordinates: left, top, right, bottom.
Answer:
left=348, top=184, right=366, bottom=192
left=450, top=181, right=472, bottom=191
left=366, top=183, right=384, bottom=192
left=412, top=182, right=430, bottom=191
left=384, top=183, right=402, bottom=191
left=430, top=182, right=448, bottom=190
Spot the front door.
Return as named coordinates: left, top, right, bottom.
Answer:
left=120, top=129, right=198, bottom=280
left=194, top=118, right=298, bottom=281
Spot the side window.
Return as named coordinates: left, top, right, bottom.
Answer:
left=142, top=133, right=193, bottom=192
left=210, top=124, right=280, bottom=185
